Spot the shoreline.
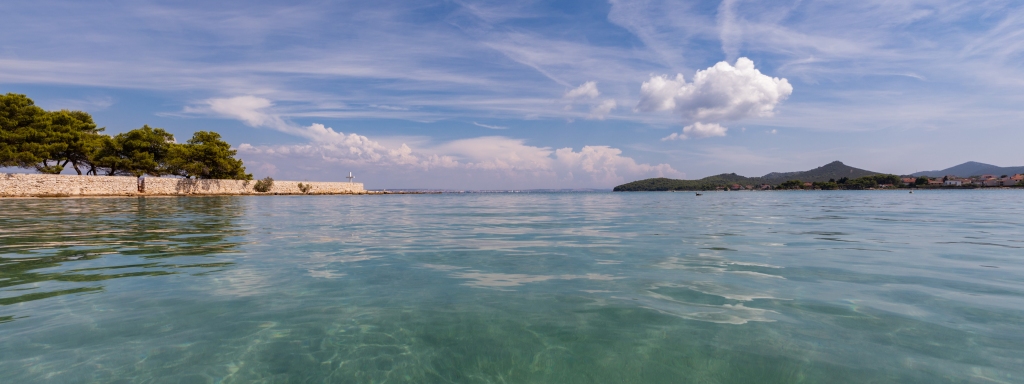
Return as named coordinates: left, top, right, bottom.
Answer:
left=1, top=173, right=367, bottom=198
left=0, top=191, right=439, bottom=199
left=626, top=187, right=1024, bottom=192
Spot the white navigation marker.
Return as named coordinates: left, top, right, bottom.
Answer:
left=347, top=172, right=354, bottom=184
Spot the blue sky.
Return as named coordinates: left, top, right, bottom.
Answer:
left=2, top=0, right=1023, bottom=189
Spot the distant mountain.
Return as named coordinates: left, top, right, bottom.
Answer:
left=613, top=174, right=766, bottom=191
left=912, top=161, right=1024, bottom=178
left=761, top=161, right=878, bottom=183
left=613, top=161, right=882, bottom=191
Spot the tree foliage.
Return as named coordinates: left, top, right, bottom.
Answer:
left=0, top=93, right=50, bottom=169
left=778, top=180, right=803, bottom=189
left=94, top=125, right=175, bottom=176
left=166, top=131, right=251, bottom=180
left=0, top=94, right=105, bottom=176
left=813, top=181, right=840, bottom=190
left=1, top=94, right=105, bottom=174
left=45, top=110, right=105, bottom=174
left=839, top=174, right=900, bottom=189
left=2, top=93, right=251, bottom=180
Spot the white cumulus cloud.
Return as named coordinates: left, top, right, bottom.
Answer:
left=564, top=81, right=600, bottom=99
left=662, top=122, right=729, bottom=141
left=636, top=57, right=792, bottom=122
left=588, top=99, right=617, bottom=120
left=198, top=96, right=679, bottom=188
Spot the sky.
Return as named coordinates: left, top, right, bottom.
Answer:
left=2, top=0, right=1023, bottom=189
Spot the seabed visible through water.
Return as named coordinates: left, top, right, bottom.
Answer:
left=1, top=191, right=1022, bottom=383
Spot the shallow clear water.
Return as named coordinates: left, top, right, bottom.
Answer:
left=1, top=191, right=1022, bottom=383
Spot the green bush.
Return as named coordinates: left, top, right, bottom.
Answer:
left=297, top=182, right=312, bottom=194
left=778, top=180, right=803, bottom=189
left=254, top=177, right=274, bottom=193
left=813, top=181, right=840, bottom=190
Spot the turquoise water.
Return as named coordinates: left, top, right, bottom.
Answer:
left=1, top=192, right=1022, bottom=383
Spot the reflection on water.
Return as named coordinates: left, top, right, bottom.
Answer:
left=1, top=192, right=1023, bottom=383
left=0, top=197, right=246, bottom=307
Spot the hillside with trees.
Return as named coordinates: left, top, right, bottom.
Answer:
left=1, top=93, right=250, bottom=179
left=760, top=161, right=878, bottom=184
left=912, top=161, right=1024, bottom=178
left=614, top=161, right=887, bottom=191
left=613, top=173, right=765, bottom=191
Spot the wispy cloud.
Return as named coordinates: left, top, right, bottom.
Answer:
left=564, top=81, right=600, bottom=99
left=473, top=122, right=507, bottom=130
left=588, top=99, right=617, bottom=120
left=45, top=95, right=116, bottom=111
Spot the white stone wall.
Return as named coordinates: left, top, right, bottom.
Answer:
left=0, top=173, right=365, bottom=197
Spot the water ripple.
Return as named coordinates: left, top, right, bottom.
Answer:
left=1, top=192, right=1023, bottom=382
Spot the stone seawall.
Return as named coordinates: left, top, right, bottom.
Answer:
left=0, top=174, right=365, bottom=197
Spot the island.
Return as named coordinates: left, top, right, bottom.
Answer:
left=614, top=161, right=1024, bottom=191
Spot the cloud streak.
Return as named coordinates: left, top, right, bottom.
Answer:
left=472, top=122, right=507, bottom=130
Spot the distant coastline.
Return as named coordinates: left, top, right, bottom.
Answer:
left=614, top=161, right=1024, bottom=192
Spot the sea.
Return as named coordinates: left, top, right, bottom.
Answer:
left=1, top=191, right=1021, bottom=383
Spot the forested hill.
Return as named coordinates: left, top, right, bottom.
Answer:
left=613, top=174, right=764, bottom=191
left=761, top=161, right=878, bottom=184
left=912, top=161, right=1024, bottom=178
left=614, top=161, right=881, bottom=191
